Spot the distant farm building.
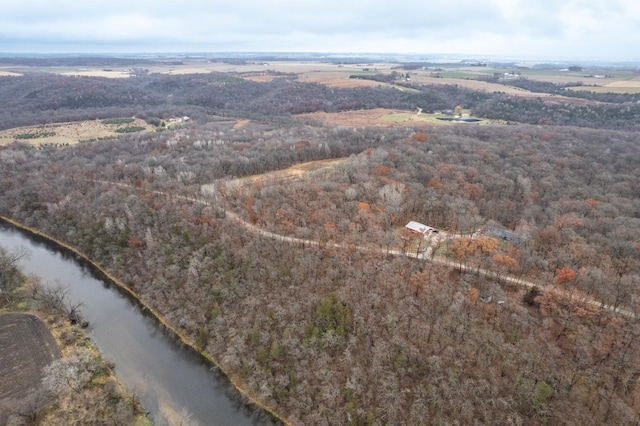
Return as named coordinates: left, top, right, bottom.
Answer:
left=405, top=221, right=438, bottom=237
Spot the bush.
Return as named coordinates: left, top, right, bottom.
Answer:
left=15, top=131, right=56, bottom=139
left=114, top=126, right=146, bottom=134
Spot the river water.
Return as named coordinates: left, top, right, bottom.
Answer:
left=0, top=223, right=273, bottom=426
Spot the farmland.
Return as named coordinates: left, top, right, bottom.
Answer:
left=0, top=313, right=60, bottom=405
left=0, top=118, right=152, bottom=147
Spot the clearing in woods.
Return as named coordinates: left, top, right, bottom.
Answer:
left=301, top=108, right=489, bottom=126
left=228, top=158, right=349, bottom=190
left=300, top=108, right=444, bottom=127
left=0, top=118, right=153, bottom=147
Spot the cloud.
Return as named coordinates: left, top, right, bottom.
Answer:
left=0, top=0, right=639, bottom=60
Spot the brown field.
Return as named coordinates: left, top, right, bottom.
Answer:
left=567, top=85, right=640, bottom=94
left=231, top=157, right=349, bottom=189
left=408, top=73, right=526, bottom=93
left=60, top=69, right=131, bottom=78
left=2, top=59, right=398, bottom=89
left=232, top=61, right=396, bottom=88
left=238, top=63, right=635, bottom=101
left=244, top=71, right=387, bottom=88
left=565, top=76, right=640, bottom=94
left=301, top=108, right=489, bottom=127
left=523, top=74, right=614, bottom=85
left=0, top=118, right=153, bottom=147
left=156, top=60, right=372, bottom=76
left=404, top=73, right=602, bottom=105
left=3, top=57, right=634, bottom=92
left=300, top=108, right=414, bottom=126
left=297, top=71, right=387, bottom=88
left=0, top=313, right=60, bottom=419
left=607, top=78, right=640, bottom=87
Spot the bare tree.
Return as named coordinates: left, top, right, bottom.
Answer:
left=29, top=279, right=86, bottom=326
left=0, top=246, right=30, bottom=302
left=42, top=349, right=97, bottom=394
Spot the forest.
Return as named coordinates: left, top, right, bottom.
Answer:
left=2, top=69, right=640, bottom=132
left=1, top=65, right=639, bottom=425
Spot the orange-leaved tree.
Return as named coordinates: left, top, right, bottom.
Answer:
left=555, top=266, right=576, bottom=285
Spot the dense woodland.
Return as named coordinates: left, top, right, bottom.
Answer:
left=1, top=119, right=639, bottom=424
left=1, top=67, right=640, bottom=424
left=2, top=69, right=640, bottom=132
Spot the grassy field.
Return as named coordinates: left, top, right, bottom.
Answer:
left=301, top=107, right=492, bottom=127
left=381, top=111, right=490, bottom=125
left=381, top=112, right=453, bottom=124
left=301, top=108, right=417, bottom=126
left=0, top=118, right=153, bottom=147
left=302, top=107, right=496, bottom=127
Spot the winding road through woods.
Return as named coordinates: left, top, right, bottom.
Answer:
left=91, top=179, right=637, bottom=319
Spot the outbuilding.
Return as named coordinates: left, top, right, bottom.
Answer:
left=405, top=221, right=437, bottom=237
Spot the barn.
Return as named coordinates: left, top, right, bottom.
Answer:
left=405, top=221, right=437, bottom=236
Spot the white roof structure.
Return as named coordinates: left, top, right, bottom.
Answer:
left=405, top=221, right=434, bottom=235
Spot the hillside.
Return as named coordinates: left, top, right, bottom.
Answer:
left=2, top=66, right=640, bottom=135
left=1, top=113, right=638, bottom=424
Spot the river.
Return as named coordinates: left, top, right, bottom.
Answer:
left=0, top=222, right=274, bottom=426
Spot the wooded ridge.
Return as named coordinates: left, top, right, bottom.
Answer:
left=1, top=111, right=638, bottom=424
left=2, top=71, right=640, bottom=132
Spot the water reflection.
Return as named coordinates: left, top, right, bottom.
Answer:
left=0, top=223, right=274, bottom=426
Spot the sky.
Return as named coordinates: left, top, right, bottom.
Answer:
left=1, top=0, right=639, bottom=61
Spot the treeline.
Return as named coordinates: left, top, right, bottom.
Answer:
left=473, top=95, right=640, bottom=128
left=1, top=119, right=638, bottom=424
left=2, top=72, right=435, bottom=129
left=3, top=70, right=640, bottom=133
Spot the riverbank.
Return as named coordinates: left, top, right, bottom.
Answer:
left=0, top=216, right=288, bottom=425
left=0, top=254, right=149, bottom=424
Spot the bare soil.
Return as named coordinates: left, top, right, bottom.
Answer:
left=0, top=313, right=60, bottom=410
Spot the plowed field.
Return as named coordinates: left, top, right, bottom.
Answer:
left=0, top=313, right=60, bottom=420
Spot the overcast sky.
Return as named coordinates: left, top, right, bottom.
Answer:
left=1, top=0, right=639, bottom=61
